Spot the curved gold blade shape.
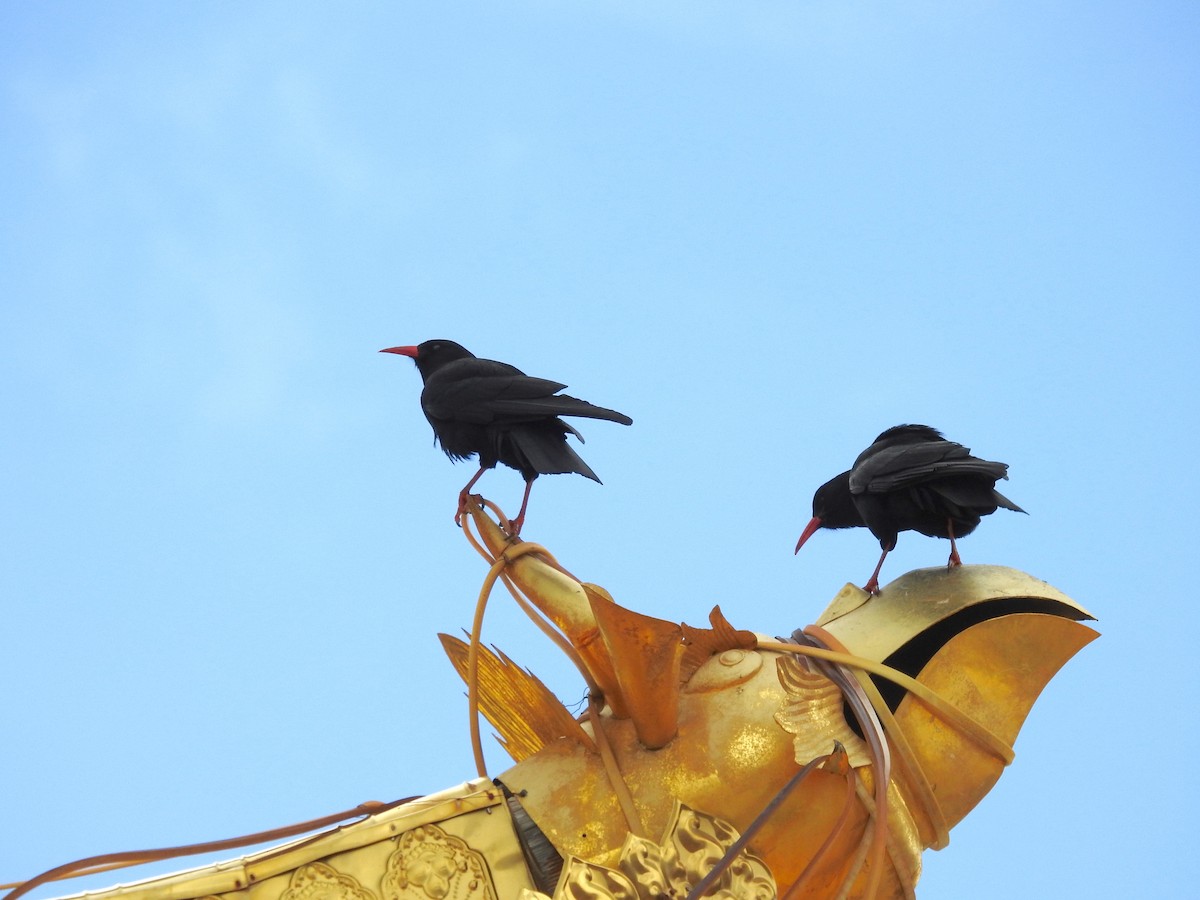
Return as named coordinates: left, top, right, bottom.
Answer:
left=585, top=586, right=684, bottom=749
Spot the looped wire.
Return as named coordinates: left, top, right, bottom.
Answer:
left=459, top=498, right=642, bottom=837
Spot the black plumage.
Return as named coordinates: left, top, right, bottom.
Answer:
left=382, top=339, right=632, bottom=534
left=794, top=425, right=1025, bottom=593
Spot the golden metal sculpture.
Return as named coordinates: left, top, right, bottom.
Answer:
left=518, top=802, right=778, bottom=900
left=9, top=497, right=1096, bottom=900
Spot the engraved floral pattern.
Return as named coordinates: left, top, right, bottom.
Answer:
left=282, top=864, right=378, bottom=900
left=382, top=824, right=498, bottom=900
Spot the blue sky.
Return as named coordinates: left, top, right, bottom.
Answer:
left=2, top=3, right=1196, bottom=898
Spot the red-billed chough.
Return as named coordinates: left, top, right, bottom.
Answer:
left=794, top=424, right=1025, bottom=594
left=381, top=339, right=632, bottom=535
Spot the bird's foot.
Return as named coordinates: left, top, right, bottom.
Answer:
left=454, top=491, right=477, bottom=528
left=502, top=512, right=525, bottom=538
left=946, top=529, right=962, bottom=568
left=862, top=549, right=889, bottom=596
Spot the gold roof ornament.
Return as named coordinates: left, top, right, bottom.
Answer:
left=444, top=499, right=1097, bottom=896
left=8, top=497, right=1096, bottom=900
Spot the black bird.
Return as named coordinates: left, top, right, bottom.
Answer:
left=381, top=339, right=632, bottom=535
left=794, top=425, right=1025, bottom=594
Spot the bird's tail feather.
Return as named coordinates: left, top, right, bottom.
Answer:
left=506, top=429, right=602, bottom=482
left=992, top=489, right=1026, bottom=514
left=930, top=479, right=1025, bottom=515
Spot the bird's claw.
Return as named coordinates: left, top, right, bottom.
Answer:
left=946, top=532, right=962, bottom=568
left=455, top=493, right=491, bottom=530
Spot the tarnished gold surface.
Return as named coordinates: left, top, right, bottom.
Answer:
left=478, top=525, right=1095, bottom=896
left=585, top=586, right=683, bottom=749
left=501, top=662, right=896, bottom=895
left=498, top=646, right=927, bottom=897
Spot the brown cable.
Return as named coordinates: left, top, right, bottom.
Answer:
left=2, top=798, right=416, bottom=900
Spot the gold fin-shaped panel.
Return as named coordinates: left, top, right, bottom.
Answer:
left=680, top=605, right=759, bottom=683
left=586, top=586, right=683, bottom=749
left=774, top=654, right=871, bottom=768
left=439, top=634, right=593, bottom=760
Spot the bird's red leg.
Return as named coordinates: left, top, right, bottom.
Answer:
left=862, top=546, right=890, bottom=595
left=505, top=480, right=534, bottom=537
left=946, top=519, right=962, bottom=568
left=455, top=466, right=488, bottom=526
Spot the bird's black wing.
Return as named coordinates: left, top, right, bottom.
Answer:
left=485, top=388, right=632, bottom=425
left=422, top=360, right=632, bottom=427
left=849, top=441, right=1010, bottom=495
left=423, top=374, right=568, bottom=424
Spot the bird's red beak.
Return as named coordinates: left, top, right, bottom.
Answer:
left=794, top=517, right=823, bottom=554
left=380, top=346, right=419, bottom=358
